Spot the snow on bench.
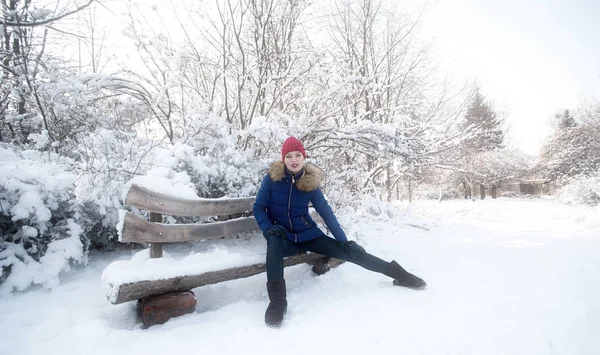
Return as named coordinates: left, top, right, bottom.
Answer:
left=101, top=248, right=264, bottom=304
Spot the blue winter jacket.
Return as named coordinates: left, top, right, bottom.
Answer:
left=253, top=161, right=348, bottom=243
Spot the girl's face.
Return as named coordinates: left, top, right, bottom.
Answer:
left=284, top=151, right=305, bottom=174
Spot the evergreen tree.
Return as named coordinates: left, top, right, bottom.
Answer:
left=557, top=109, right=576, bottom=129
left=537, top=110, right=600, bottom=183
left=457, top=87, right=505, bottom=199
left=461, top=88, right=504, bottom=154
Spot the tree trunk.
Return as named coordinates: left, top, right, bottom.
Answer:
left=480, top=184, right=485, bottom=200
left=470, top=182, right=475, bottom=201
left=386, top=164, right=392, bottom=202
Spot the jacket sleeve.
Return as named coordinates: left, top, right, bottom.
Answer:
left=253, top=174, right=273, bottom=233
left=310, top=188, right=348, bottom=242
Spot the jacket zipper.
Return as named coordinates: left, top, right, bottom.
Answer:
left=301, top=216, right=312, bottom=228
left=287, top=176, right=295, bottom=242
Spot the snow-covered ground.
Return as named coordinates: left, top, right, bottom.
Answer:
left=1, top=198, right=599, bottom=355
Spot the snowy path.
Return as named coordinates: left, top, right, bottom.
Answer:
left=1, top=198, right=599, bottom=355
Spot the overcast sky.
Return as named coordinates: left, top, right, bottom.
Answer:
left=422, top=0, right=600, bottom=154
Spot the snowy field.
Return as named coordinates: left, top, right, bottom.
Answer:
left=1, top=198, right=599, bottom=355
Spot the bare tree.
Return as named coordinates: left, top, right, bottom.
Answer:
left=204, top=0, right=314, bottom=130
left=311, top=0, right=461, bottom=200
left=0, top=0, right=95, bottom=28
left=75, top=6, right=112, bottom=74
left=580, top=99, right=600, bottom=137
left=0, top=0, right=97, bottom=145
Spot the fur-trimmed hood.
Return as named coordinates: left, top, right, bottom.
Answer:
left=268, top=161, right=322, bottom=192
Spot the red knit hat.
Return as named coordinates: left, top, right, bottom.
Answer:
left=281, top=136, right=306, bottom=161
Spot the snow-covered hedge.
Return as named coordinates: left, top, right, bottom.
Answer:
left=73, top=129, right=158, bottom=250
left=0, top=131, right=154, bottom=293
left=0, top=144, right=86, bottom=294
left=557, top=174, right=600, bottom=206
left=178, top=109, right=267, bottom=198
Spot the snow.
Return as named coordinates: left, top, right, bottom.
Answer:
left=0, top=144, right=84, bottom=294
left=125, top=174, right=200, bottom=201
left=1, top=219, right=86, bottom=294
left=102, top=247, right=265, bottom=303
left=116, top=209, right=128, bottom=241
left=33, top=219, right=86, bottom=289
left=0, top=146, right=75, bottom=224
left=1, top=198, right=599, bottom=355
left=0, top=243, right=40, bottom=294
left=557, top=173, right=600, bottom=206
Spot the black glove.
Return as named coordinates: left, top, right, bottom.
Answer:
left=343, top=240, right=366, bottom=260
left=264, top=225, right=287, bottom=239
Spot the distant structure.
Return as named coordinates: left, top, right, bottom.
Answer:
left=518, top=179, right=556, bottom=195
left=459, top=179, right=556, bottom=200
left=501, top=179, right=556, bottom=196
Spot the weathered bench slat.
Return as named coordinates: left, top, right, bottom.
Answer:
left=121, top=212, right=260, bottom=243
left=126, top=184, right=256, bottom=217
left=108, top=253, right=343, bottom=304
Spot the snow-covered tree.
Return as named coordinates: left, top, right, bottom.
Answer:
left=580, top=99, right=600, bottom=137
left=460, top=87, right=504, bottom=154
left=0, top=0, right=95, bottom=146
left=471, top=149, right=530, bottom=198
left=546, top=105, right=600, bottom=206
left=454, top=87, right=505, bottom=198
left=537, top=110, right=600, bottom=184
left=297, top=0, right=466, bottom=201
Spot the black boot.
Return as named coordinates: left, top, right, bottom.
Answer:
left=384, top=260, right=427, bottom=290
left=265, top=279, right=287, bottom=326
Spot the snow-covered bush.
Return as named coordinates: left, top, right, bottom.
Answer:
left=412, top=182, right=462, bottom=200
left=178, top=108, right=270, bottom=198
left=74, top=128, right=160, bottom=250
left=0, top=144, right=87, bottom=294
left=0, top=128, right=163, bottom=293
left=557, top=175, right=600, bottom=206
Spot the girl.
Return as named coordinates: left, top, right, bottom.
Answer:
left=253, top=136, right=426, bottom=326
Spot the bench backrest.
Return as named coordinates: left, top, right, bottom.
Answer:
left=120, top=184, right=260, bottom=257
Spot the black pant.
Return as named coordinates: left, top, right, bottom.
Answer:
left=266, top=234, right=390, bottom=280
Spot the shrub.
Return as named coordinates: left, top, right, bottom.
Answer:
left=557, top=175, right=600, bottom=206
left=0, top=144, right=86, bottom=293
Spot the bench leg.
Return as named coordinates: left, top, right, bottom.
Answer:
left=309, top=256, right=345, bottom=275
left=137, top=291, right=196, bottom=328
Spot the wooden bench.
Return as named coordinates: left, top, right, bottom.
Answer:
left=102, top=183, right=343, bottom=327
